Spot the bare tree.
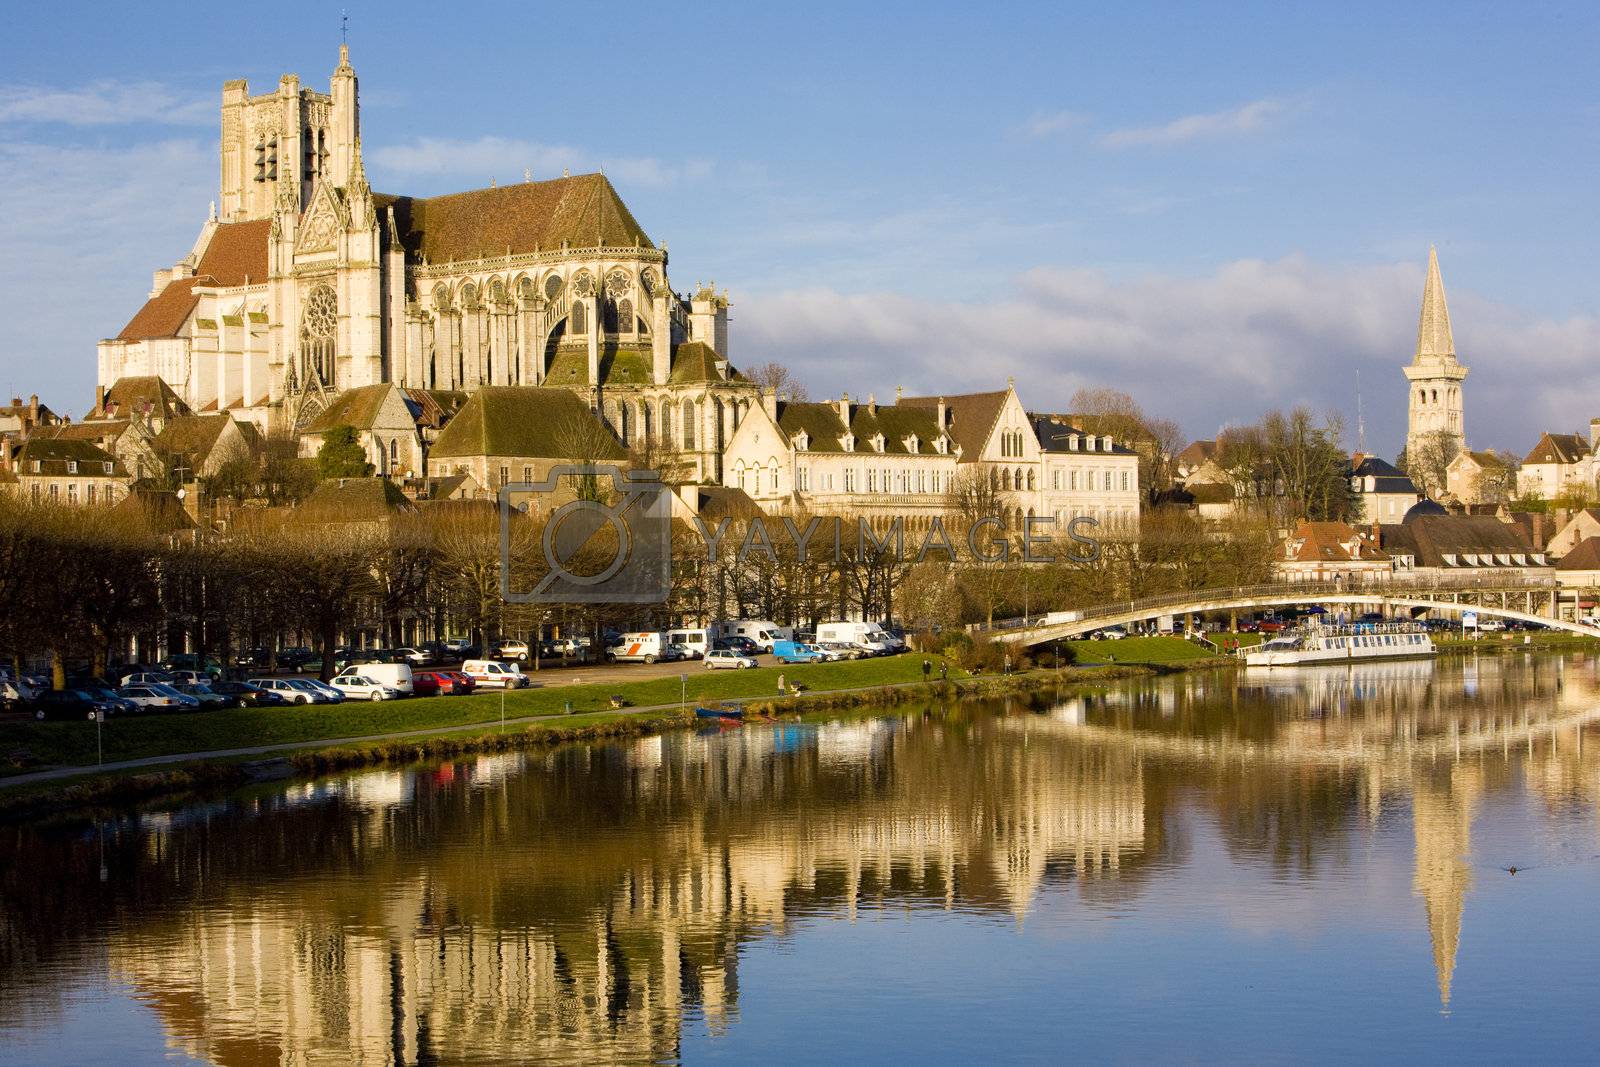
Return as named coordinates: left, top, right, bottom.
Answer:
left=745, top=361, right=809, bottom=402
left=1403, top=429, right=1461, bottom=500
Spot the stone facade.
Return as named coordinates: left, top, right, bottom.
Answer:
left=1403, top=247, right=1468, bottom=461
left=98, top=45, right=757, bottom=485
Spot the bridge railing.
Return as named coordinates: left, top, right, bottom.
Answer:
left=970, top=576, right=1563, bottom=635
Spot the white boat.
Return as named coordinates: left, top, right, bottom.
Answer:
left=1243, top=622, right=1436, bottom=667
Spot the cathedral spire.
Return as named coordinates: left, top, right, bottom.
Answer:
left=1414, top=246, right=1456, bottom=364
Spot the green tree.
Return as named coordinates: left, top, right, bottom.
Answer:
left=316, top=424, right=374, bottom=479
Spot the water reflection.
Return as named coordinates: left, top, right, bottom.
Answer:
left=2, top=652, right=1599, bottom=1064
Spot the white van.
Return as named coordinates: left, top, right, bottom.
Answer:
left=666, top=628, right=709, bottom=659
left=816, top=621, right=893, bottom=656
left=462, top=659, right=529, bottom=689
left=335, top=661, right=414, bottom=695
left=710, top=620, right=792, bottom=652
left=607, top=632, right=675, bottom=664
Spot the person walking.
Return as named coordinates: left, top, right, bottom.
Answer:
left=939, top=662, right=948, bottom=682
left=922, top=659, right=932, bottom=682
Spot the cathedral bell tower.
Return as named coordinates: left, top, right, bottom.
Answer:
left=1403, top=247, right=1468, bottom=462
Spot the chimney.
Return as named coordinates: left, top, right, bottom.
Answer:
left=837, top=392, right=850, bottom=422
left=936, top=396, right=947, bottom=430
left=28, top=395, right=38, bottom=422
left=95, top=385, right=106, bottom=416
left=867, top=393, right=877, bottom=416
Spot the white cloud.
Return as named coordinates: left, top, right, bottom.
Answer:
left=370, top=135, right=712, bottom=187
left=1100, top=99, right=1285, bottom=149
left=0, top=138, right=213, bottom=406
left=736, top=257, right=1600, bottom=457
left=1021, top=110, right=1089, bottom=138
left=0, top=81, right=212, bottom=126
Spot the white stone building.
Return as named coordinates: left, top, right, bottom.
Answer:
left=98, top=45, right=757, bottom=483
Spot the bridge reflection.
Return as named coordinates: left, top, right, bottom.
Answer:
left=0, top=653, right=1596, bottom=1062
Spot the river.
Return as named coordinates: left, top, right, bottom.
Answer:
left=2, top=651, right=1599, bottom=1064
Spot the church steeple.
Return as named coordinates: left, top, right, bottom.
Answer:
left=1403, top=246, right=1469, bottom=468
left=329, top=42, right=359, bottom=191
left=1414, top=246, right=1457, bottom=364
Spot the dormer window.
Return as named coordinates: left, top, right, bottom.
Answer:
left=794, top=430, right=809, bottom=452
left=870, top=433, right=885, bottom=453
left=31, top=460, right=40, bottom=473
left=67, top=460, right=77, bottom=474
left=905, top=435, right=920, bottom=454
left=1068, top=434, right=1079, bottom=451
left=1443, top=554, right=1457, bottom=566
left=840, top=433, right=856, bottom=452
left=1534, top=553, right=1547, bottom=564
left=103, top=461, right=113, bottom=474
left=935, top=436, right=948, bottom=454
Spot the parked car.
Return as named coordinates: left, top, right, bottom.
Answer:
left=773, top=640, right=825, bottom=664
left=715, top=636, right=761, bottom=657
left=705, top=649, right=758, bottom=670
left=1476, top=618, right=1507, bottom=633
left=331, top=674, right=402, bottom=701
left=176, top=682, right=231, bottom=710
left=395, top=646, right=434, bottom=666
left=413, top=669, right=476, bottom=696
left=666, top=629, right=709, bottom=659
left=122, top=671, right=176, bottom=687
left=166, top=670, right=210, bottom=687
left=30, top=688, right=112, bottom=721
left=79, top=684, right=138, bottom=716
left=159, top=654, right=222, bottom=678
left=665, top=642, right=695, bottom=662
left=206, top=679, right=285, bottom=708
left=286, top=678, right=340, bottom=704
left=231, top=647, right=273, bottom=670
left=709, top=620, right=793, bottom=652
left=462, top=660, right=529, bottom=689
left=249, top=677, right=320, bottom=705
left=815, top=622, right=895, bottom=656
left=441, top=637, right=475, bottom=657
left=119, top=684, right=200, bottom=711
left=814, top=642, right=857, bottom=662
left=275, top=647, right=314, bottom=670
left=1090, top=628, right=1129, bottom=641
left=334, top=662, right=413, bottom=695
left=490, top=640, right=530, bottom=662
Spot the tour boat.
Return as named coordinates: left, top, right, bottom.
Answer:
left=1243, top=622, right=1436, bottom=667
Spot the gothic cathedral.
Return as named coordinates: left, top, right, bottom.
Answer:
left=97, top=46, right=757, bottom=482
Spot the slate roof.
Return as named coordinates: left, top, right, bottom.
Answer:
left=1556, top=537, right=1600, bottom=571
left=0, top=398, right=59, bottom=424
left=1379, top=515, right=1539, bottom=568
left=429, top=386, right=625, bottom=460
left=1350, top=453, right=1420, bottom=495
left=402, top=389, right=469, bottom=430
left=49, top=420, right=130, bottom=443
left=695, top=485, right=763, bottom=522
left=1523, top=432, right=1591, bottom=466
left=15, top=437, right=124, bottom=476
left=775, top=400, right=947, bottom=456
left=302, top=384, right=396, bottom=434
left=898, top=391, right=1006, bottom=462
left=1032, top=415, right=1139, bottom=455
left=374, top=173, right=652, bottom=263
left=1457, top=449, right=1514, bottom=470
left=153, top=414, right=235, bottom=463
left=544, top=345, right=656, bottom=388
left=90, top=376, right=191, bottom=422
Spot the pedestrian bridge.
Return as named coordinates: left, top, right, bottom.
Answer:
left=981, top=580, right=1599, bottom=647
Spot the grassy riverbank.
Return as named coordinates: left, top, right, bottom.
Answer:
left=1065, top=635, right=1225, bottom=665
left=0, top=654, right=965, bottom=776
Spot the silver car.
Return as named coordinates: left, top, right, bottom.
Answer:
left=705, top=649, right=757, bottom=670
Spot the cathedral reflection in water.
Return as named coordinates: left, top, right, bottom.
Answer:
left=2, top=652, right=1597, bottom=1064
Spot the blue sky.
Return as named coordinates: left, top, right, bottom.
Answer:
left=3, top=1, right=1598, bottom=456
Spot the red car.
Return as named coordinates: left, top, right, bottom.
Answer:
left=413, top=669, right=476, bottom=696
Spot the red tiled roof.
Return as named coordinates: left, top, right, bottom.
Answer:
left=116, top=277, right=204, bottom=340
left=1523, top=432, right=1590, bottom=466
left=376, top=173, right=652, bottom=263
left=195, top=220, right=270, bottom=286
left=1557, top=536, right=1600, bottom=570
